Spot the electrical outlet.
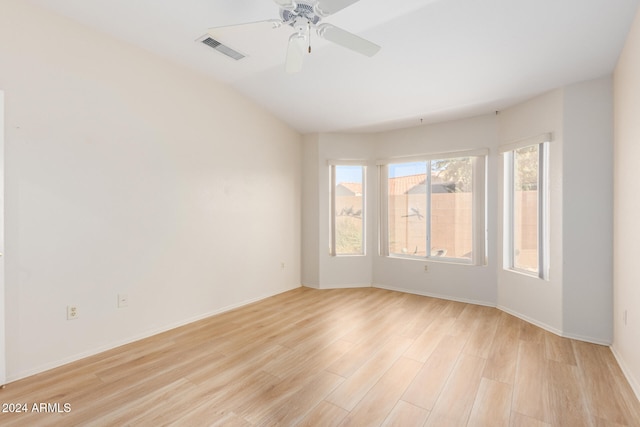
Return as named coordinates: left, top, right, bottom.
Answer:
left=281, top=262, right=285, bottom=269
left=424, top=265, right=429, bottom=272
left=118, top=294, right=129, bottom=308
left=67, top=306, right=78, bottom=320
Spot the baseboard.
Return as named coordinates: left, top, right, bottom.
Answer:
left=373, top=283, right=495, bottom=307
left=319, top=282, right=372, bottom=290
left=7, top=285, right=300, bottom=383
left=496, top=305, right=612, bottom=346
left=610, top=345, right=640, bottom=402
left=560, top=331, right=612, bottom=346
left=301, top=282, right=320, bottom=289
left=497, top=304, right=564, bottom=337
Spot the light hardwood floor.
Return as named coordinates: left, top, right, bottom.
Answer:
left=1, top=287, right=639, bottom=426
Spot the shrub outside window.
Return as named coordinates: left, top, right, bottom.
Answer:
left=331, top=164, right=365, bottom=256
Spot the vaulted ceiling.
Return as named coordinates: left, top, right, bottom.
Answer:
left=26, top=0, right=640, bottom=133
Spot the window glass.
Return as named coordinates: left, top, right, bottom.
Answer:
left=385, top=156, right=479, bottom=263
left=388, top=162, right=427, bottom=257
left=430, top=157, right=473, bottom=260
left=513, top=145, right=539, bottom=272
left=333, top=165, right=364, bottom=255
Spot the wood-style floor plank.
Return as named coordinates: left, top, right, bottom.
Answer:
left=544, top=331, right=578, bottom=366
left=381, top=400, right=430, bottom=427
left=483, top=311, right=522, bottom=385
left=338, top=357, right=422, bottom=426
left=424, top=354, right=486, bottom=426
left=512, top=340, right=551, bottom=424
left=402, top=334, right=466, bottom=410
left=297, top=401, right=349, bottom=427
left=510, top=412, right=552, bottom=427
left=0, top=287, right=638, bottom=427
left=546, top=359, right=592, bottom=426
left=573, top=340, right=638, bottom=425
left=467, top=378, right=512, bottom=427
left=326, top=335, right=413, bottom=411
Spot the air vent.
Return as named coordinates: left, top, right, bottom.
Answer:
left=198, top=36, right=245, bottom=61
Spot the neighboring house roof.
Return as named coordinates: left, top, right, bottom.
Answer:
left=336, top=182, right=363, bottom=196
left=389, top=174, right=426, bottom=195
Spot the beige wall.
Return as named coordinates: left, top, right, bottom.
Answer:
left=613, top=6, right=640, bottom=399
left=0, top=0, right=301, bottom=381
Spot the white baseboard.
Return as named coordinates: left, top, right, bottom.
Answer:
left=7, top=285, right=300, bottom=383
left=319, top=282, right=372, bottom=289
left=561, top=331, right=612, bottom=347
left=497, top=305, right=612, bottom=346
left=497, top=304, right=564, bottom=338
left=610, top=345, right=640, bottom=403
left=301, top=282, right=320, bottom=289
left=373, top=283, right=495, bottom=307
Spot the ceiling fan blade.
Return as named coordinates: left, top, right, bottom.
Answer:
left=207, top=19, right=282, bottom=33
left=272, top=0, right=296, bottom=10
left=315, top=0, right=361, bottom=17
left=285, top=33, right=306, bottom=73
left=316, top=24, right=381, bottom=57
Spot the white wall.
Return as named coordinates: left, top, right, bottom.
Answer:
left=496, top=89, right=565, bottom=334
left=318, top=133, right=375, bottom=288
left=613, top=6, right=640, bottom=398
left=301, top=134, right=320, bottom=288
left=372, top=115, right=499, bottom=305
left=562, top=78, right=613, bottom=344
left=0, top=0, right=301, bottom=381
left=496, top=79, right=615, bottom=344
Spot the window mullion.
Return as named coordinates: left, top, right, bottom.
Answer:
left=361, top=166, right=367, bottom=256
left=538, top=143, right=547, bottom=279
left=426, top=161, right=432, bottom=259
left=379, top=165, right=389, bottom=257
left=330, top=165, right=337, bottom=256
left=508, top=152, right=516, bottom=270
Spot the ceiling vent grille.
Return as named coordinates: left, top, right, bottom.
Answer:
left=199, top=36, right=245, bottom=61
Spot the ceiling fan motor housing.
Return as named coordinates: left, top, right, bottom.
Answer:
left=280, top=1, right=322, bottom=28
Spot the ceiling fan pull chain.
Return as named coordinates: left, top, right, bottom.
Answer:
left=308, top=21, right=312, bottom=53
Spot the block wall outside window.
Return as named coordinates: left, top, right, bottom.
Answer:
left=513, top=145, right=540, bottom=272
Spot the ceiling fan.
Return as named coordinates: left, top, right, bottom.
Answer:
left=206, top=0, right=381, bottom=73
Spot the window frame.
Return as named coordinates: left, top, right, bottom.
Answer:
left=329, top=161, right=367, bottom=257
left=501, top=134, right=550, bottom=279
left=377, top=149, right=488, bottom=266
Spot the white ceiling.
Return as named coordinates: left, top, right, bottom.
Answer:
left=26, top=0, right=640, bottom=134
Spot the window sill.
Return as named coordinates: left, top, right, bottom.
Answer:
left=503, top=267, right=546, bottom=280
left=385, top=254, right=476, bottom=266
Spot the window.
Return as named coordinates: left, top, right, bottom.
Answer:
left=501, top=134, right=549, bottom=278
left=380, top=150, right=487, bottom=264
left=330, top=164, right=365, bottom=256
